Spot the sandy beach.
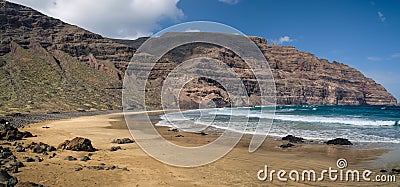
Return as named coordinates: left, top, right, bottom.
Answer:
left=6, top=111, right=398, bottom=186
left=2, top=1, right=400, bottom=187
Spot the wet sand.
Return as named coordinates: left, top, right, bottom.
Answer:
left=10, top=112, right=399, bottom=186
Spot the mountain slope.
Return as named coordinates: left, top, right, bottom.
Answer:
left=0, top=40, right=121, bottom=114
left=0, top=0, right=397, bottom=114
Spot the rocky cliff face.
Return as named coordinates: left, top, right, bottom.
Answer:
left=261, top=43, right=396, bottom=105
left=0, top=1, right=396, bottom=114
left=140, top=37, right=397, bottom=108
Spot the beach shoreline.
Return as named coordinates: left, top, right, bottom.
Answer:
left=3, top=111, right=399, bottom=186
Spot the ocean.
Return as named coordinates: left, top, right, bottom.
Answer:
left=156, top=105, right=400, bottom=144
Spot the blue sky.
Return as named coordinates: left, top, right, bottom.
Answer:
left=8, top=0, right=400, bottom=101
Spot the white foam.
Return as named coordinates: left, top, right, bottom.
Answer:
left=271, top=115, right=396, bottom=127
left=155, top=108, right=400, bottom=144
left=163, top=108, right=397, bottom=127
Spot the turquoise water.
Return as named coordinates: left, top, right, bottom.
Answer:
left=156, top=105, right=400, bottom=143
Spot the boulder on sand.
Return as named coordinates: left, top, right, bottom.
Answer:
left=111, top=138, right=134, bottom=144
left=280, top=143, right=295, bottom=149
left=282, top=135, right=304, bottom=143
left=25, top=142, right=56, bottom=153
left=325, top=138, right=353, bottom=145
left=0, top=119, right=9, bottom=125
left=57, top=137, right=96, bottom=152
left=0, top=120, right=34, bottom=141
left=0, top=169, right=18, bottom=186
left=110, top=146, right=121, bottom=152
left=16, top=181, right=45, bottom=187
left=64, top=156, right=77, bottom=161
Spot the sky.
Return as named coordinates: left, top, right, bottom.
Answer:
left=7, top=0, right=400, bottom=101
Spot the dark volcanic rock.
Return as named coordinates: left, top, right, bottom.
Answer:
left=280, top=143, right=295, bottom=149
left=25, top=142, right=56, bottom=153
left=0, top=146, right=24, bottom=174
left=0, top=121, right=34, bottom=140
left=10, top=161, right=23, bottom=168
left=49, top=153, right=56, bottom=159
left=10, top=166, right=18, bottom=174
left=111, top=138, right=134, bottom=144
left=22, top=157, right=34, bottom=162
left=15, top=145, right=25, bottom=152
left=80, top=156, right=90, bottom=161
left=57, top=137, right=96, bottom=152
left=110, top=146, right=121, bottom=152
left=21, top=155, right=42, bottom=163
left=0, top=169, right=18, bottom=186
left=15, top=181, right=45, bottom=187
left=31, top=145, right=43, bottom=154
left=325, top=138, right=353, bottom=145
left=87, top=165, right=105, bottom=170
left=195, top=132, right=208, bottom=136
left=392, top=168, right=400, bottom=174
left=85, top=164, right=128, bottom=171
left=64, top=156, right=77, bottom=161
left=33, top=156, right=43, bottom=162
left=282, top=135, right=304, bottom=143
left=106, top=165, right=116, bottom=170
left=0, top=150, right=13, bottom=159
left=168, top=128, right=179, bottom=132
left=0, top=119, right=10, bottom=126
left=75, top=167, right=83, bottom=171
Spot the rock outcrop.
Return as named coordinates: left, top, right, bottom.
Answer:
left=25, top=142, right=56, bottom=153
left=0, top=120, right=34, bottom=140
left=325, top=138, right=353, bottom=145
left=282, top=135, right=304, bottom=143
left=0, top=0, right=396, bottom=114
left=0, top=169, right=18, bottom=186
left=262, top=44, right=396, bottom=106
left=111, top=138, right=134, bottom=144
left=57, top=137, right=96, bottom=152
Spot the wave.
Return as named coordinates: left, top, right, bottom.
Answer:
left=265, top=132, right=400, bottom=144
left=271, top=115, right=396, bottom=126
left=276, top=108, right=296, bottom=112
left=155, top=119, right=400, bottom=144
left=155, top=107, right=400, bottom=144
left=209, top=109, right=397, bottom=127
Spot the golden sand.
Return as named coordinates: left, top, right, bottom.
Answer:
left=10, top=112, right=398, bottom=186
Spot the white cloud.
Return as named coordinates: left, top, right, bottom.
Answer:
left=185, top=28, right=201, bottom=32
left=271, top=36, right=293, bottom=45
left=8, top=0, right=184, bottom=39
left=278, top=36, right=292, bottom=43
left=367, top=56, right=384, bottom=61
left=218, top=0, right=239, bottom=5
left=378, top=11, right=386, bottom=22
left=370, top=1, right=375, bottom=6
left=391, top=53, right=400, bottom=58
left=367, top=53, right=400, bottom=61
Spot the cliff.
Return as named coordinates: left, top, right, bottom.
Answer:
left=0, top=0, right=396, bottom=114
left=138, top=36, right=396, bottom=108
